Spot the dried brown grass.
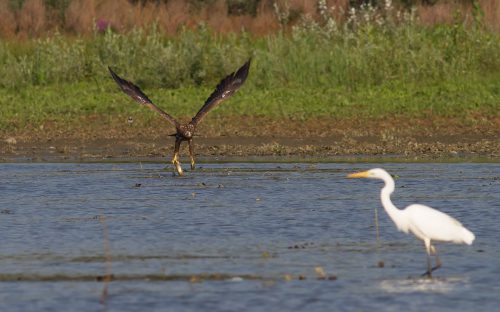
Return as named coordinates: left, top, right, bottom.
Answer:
left=417, top=0, right=500, bottom=31
left=96, top=0, right=136, bottom=32
left=0, top=0, right=348, bottom=39
left=0, top=0, right=498, bottom=40
left=417, top=0, right=472, bottom=26
left=0, top=0, right=16, bottom=39
left=17, top=0, right=47, bottom=38
left=480, top=0, right=500, bottom=32
left=65, top=0, right=96, bottom=35
left=131, top=1, right=158, bottom=30
left=251, top=0, right=280, bottom=35
left=158, top=0, right=191, bottom=36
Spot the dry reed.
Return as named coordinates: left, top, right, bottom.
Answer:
left=480, top=0, right=500, bottom=32
left=65, top=0, right=96, bottom=35
left=0, top=0, right=16, bottom=39
left=17, top=0, right=47, bottom=39
left=1, top=0, right=498, bottom=40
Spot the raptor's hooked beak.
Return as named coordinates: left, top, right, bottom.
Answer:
left=347, top=171, right=370, bottom=178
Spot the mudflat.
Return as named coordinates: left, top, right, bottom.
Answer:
left=1, top=115, right=498, bottom=162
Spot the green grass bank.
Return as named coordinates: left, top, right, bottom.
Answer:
left=0, top=8, right=499, bottom=131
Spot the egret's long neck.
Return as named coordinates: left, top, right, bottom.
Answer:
left=379, top=173, right=408, bottom=232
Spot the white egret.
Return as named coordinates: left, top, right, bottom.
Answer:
left=348, top=168, right=475, bottom=276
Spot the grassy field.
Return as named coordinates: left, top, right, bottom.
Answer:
left=0, top=4, right=499, bottom=131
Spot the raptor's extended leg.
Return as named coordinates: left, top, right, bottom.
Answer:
left=171, top=137, right=183, bottom=176
left=188, top=139, right=195, bottom=170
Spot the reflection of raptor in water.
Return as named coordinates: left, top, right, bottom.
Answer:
left=109, top=59, right=251, bottom=175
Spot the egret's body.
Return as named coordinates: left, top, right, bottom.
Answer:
left=348, top=168, right=475, bottom=276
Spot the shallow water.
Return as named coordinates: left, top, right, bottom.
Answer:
left=0, top=162, right=498, bottom=311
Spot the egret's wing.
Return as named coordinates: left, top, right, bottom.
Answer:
left=190, top=59, right=251, bottom=127
left=405, top=204, right=466, bottom=242
left=108, top=67, right=179, bottom=128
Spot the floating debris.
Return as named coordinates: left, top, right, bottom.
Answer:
left=96, top=274, right=115, bottom=282
left=261, top=251, right=271, bottom=259
left=288, top=242, right=314, bottom=249
left=283, top=274, right=293, bottom=281
left=230, top=277, right=243, bottom=282
left=314, top=266, right=326, bottom=279
left=314, top=266, right=337, bottom=280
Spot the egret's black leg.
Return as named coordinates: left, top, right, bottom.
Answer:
left=421, top=239, right=433, bottom=277
left=430, top=246, right=442, bottom=273
left=421, top=255, right=433, bottom=277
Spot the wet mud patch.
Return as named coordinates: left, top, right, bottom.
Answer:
left=1, top=116, right=498, bottom=162
left=0, top=273, right=267, bottom=282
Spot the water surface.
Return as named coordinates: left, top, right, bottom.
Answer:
left=0, top=163, right=498, bottom=311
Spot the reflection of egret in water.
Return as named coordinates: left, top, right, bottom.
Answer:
left=348, top=168, right=475, bottom=276
left=379, top=276, right=469, bottom=294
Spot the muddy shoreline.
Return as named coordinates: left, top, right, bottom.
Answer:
left=1, top=116, right=499, bottom=162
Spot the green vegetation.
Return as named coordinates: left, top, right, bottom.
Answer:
left=1, top=6, right=499, bottom=130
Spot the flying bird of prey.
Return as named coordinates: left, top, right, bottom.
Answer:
left=109, top=59, right=251, bottom=175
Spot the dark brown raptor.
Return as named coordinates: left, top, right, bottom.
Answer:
left=109, top=59, right=251, bottom=175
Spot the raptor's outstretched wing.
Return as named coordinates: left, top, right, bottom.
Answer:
left=190, top=59, right=251, bottom=127
left=108, top=67, right=179, bottom=128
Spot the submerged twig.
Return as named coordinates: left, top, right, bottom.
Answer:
left=374, top=207, right=385, bottom=268
left=99, top=215, right=112, bottom=305
left=374, top=207, right=380, bottom=246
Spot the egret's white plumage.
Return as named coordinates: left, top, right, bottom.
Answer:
left=348, top=168, right=475, bottom=276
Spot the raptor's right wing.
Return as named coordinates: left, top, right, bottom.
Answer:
left=108, top=67, right=179, bottom=128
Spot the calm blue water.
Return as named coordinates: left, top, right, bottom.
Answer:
left=0, top=163, right=498, bottom=311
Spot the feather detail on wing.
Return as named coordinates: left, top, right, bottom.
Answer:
left=190, top=59, right=251, bottom=127
left=108, top=67, right=179, bottom=128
